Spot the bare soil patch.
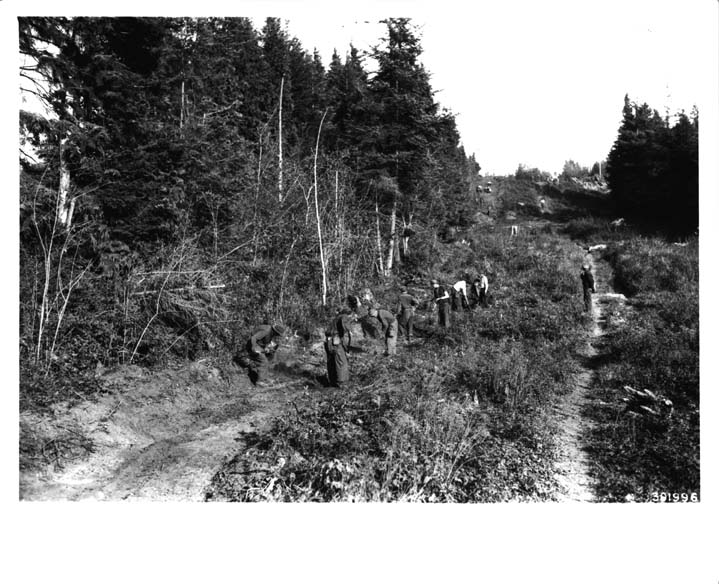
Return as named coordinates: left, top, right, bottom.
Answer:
left=19, top=352, right=323, bottom=501
left=552, top=253, right=626, bottom=501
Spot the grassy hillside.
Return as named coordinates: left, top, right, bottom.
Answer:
left=19, top=175, right=699, bottom=503
left=206, top=179, right=594, bottom=502
left=586, top=238, right=699, bottom=501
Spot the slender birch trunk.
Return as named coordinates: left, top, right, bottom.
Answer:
left=57, top=137, right=72, bottom=228
left=336, top=171, right=344, bottom=275
left=385, top=196, right=397, bottom=276
left=32, top=170, right=54, bottom=363
left=402, top=212, right=414, bottom=257
left=334, top=170, right=339, bottom=234
left=252, top=133, right=263, bottom=265
left=313, top=109, right=329, bottom=306
left=278, top=75, right=284, bottom=202
left=401, top=216, right=408, bottom=257
left=375, top=198, right=384, bottom=276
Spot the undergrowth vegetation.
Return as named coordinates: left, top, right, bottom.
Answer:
left=604, top=239, right=698, bottom=297
left=585, top=238, right=699, bottom=501
left=206, top=223, right=589, bottom=501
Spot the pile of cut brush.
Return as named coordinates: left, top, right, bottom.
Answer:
left=621, top=385, right=673, bottom=418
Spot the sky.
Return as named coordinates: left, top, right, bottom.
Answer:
left=269, top=0, right=713, bottom=175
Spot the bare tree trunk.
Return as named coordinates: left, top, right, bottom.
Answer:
left=375, top=198, right=384, bottom=276
left=313, top=109, right=329, bottom=306
left=57, top=137, right=72, bottom=228
left=33, top=169, right=56, bottom=364
left=334, top=170, right=339, bottom=234
left=336, top=171, right=345, bottom=276
left=403, top=212, right=414, bottom=257
left=278, top=75, right=284, bottom=202
left=385, top=196, right=397, bottom=276
left=32, top=163, right=90, bottom=369
left=252, top=133, right=263, bottom=265
left=401, top=216, right=408, bottom=257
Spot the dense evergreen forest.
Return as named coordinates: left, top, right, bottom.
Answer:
left=607, top=95, right=698, bottom=234
left=19, top=17, right=479, bottom=384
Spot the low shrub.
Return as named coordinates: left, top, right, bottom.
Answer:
left=605, top=238, right=698, bottom=296
left=585, top=236, right=699, bottom=500
left=206, top=348, right=565, bottom=502
left=207, top=225, right=586, bottom=502
left=563, top=217, right=613, bottom=241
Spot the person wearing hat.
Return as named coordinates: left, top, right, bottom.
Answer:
left=580, top=264, right=596, bottom=314
left=431, top=279, right=451, bottom=327
left=245, top=323, right=287, bottom=386
left=368, top=307, right=398, bottom=356
left=396, top=286, right=419, bottom=343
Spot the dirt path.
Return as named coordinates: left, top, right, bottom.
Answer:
left=19, top=349, right=327, bottom=501
left=552, top=253, right=626, bottom=502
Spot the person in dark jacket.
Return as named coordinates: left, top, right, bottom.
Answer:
left=324, top=331, right=349, bottom=387
left=347, top=294, right=361, bottom=313
left=329, top=308, right=354, bottom=349
left=396, top=286, right=419, bottom=342
left=348, top=293, right=381, bottom=340
left=468, top=277, right=481, bottom=309
left=431, top=279, right=451, bottom=327
left=368, top=307, right=398, bottom=356
left=246, top=323, right=287, bottom=386
left=580, top=264, right=596, bottom=314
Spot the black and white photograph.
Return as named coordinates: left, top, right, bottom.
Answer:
left=5, top=0, right=718, bottom=581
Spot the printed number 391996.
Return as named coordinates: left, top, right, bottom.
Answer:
left=650, top=492, right=699, bottom=502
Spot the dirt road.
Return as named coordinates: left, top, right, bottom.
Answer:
left=552, top=252, right=626, bottom=501
left=19, top=350, right=325, bottom=501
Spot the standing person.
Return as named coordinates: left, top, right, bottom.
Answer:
left=431, top=279, right=451, bottom=327
left=478, top=273, right=489, bottom=307
left=245, top=323, right=287, bottom=386
left=397, top=286, right=419, bottom=343
left=580, top=264, right=596, bottom=314
left=324, top=330, right=349, bottom=388
left=330, top=307, right=354, bottom=349
left=368, top=307, right=398, bottom=356
left=452, top=279, right=470, bottom=311
left=469, top=277, right=481, bottom=308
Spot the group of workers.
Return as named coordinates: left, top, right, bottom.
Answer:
left=246, top=263, right=596, bottom=388
left=432, top=274, right=490, bottom=327
left=243, top=274, right=492, bottom=389
left=244, top=262, right=597, bottom=389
